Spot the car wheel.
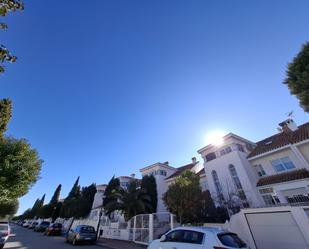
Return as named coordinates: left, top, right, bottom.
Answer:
left=0, top=244, right=4, bottom=249
left=72, top=237, right=78, bottom=246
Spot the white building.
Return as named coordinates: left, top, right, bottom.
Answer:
left=247, top=119, right=309, bottom=206
left=198, top=133, right=263, bottom=209
left=140, top=158, right=208, bottom=213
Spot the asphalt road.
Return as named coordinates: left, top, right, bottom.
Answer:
left=4, top=225, right=106, bottom=249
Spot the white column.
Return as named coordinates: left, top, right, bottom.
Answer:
left=290, top=145, right=309, bottom=169
left=133, top=216, right=136, bottom=242
left=170, top=213, right=174, bottom=229
left=275, top=189, right=287, bottom=204
left=149, top=214, right=153, bottom=243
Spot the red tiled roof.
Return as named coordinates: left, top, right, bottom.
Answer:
left=165, top=162, right=197, bottom=180
left=197, top=168, right=205, bottom=176
left=256, top=168, right=309, bottom=187
left=248, top=122, right=309, bottom=158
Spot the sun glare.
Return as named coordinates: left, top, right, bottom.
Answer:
left=206, top=130, right=226, bottom=146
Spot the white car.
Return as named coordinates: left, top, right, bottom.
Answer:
left=0, top=222, right=10, bottom=249
left=148, top=227, right=249, bottom=249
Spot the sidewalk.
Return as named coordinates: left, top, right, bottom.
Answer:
left=96, top=238, right=147, bottom=249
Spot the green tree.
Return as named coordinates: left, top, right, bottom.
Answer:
left=284, top=42, right=309, bottom=112
left=0, top=0, right=24, bottom=73
left=60, top=177, right=81, bottom=218
left=0, top=99, right=12, bottom=137
left=141, top=175, right=157, bottom=213
left=0, top=137, right=43, bottom=203
left=163, top=170, right=203, bottom=224
left=0, top=99, right=43, bottom=217
left=104, top=179, right=151, bottom=221
left=49, top=184, right=62, bottom=206
left=103, top=176, right=120, bottom=209
left=0, top=199, right=18, bottom=218
left=40, top=184, right=62, bottom=219
left=78, top=183, right=96, bottom=218
left=67, top=176, right=81, bottom=199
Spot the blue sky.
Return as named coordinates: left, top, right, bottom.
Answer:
left=1, top=0, right=308, bottom=214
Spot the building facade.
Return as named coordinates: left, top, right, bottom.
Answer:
left=248, top=119, right=309, bottom=206
left=198, top=133, right=263, bottom=209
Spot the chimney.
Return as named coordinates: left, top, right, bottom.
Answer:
left=278, top=119, right=298, bottom=132
left=130, top=173, right=135, bottom=179
left=164, top=161, right=169, bottom=166
left=192, top=157, right=197, bottom=164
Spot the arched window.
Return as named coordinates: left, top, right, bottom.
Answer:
left=212, top=170, right=224, bottom=201
left=229, top=164, right=247, bottom=201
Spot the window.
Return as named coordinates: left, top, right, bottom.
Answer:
left=271, top=157, right=295, bottom=172
left=254, top=164, right=266, bottom=177
left=220, top=146, right=232, bottom=156
left=261, top=194, right=280, bottom=206
left=212, top=170, right=224, bottom=201
left=164, top=230, right=204, bottom=244
left=205, top=152, right=216, bottom=162
left=236, top=144, right=245, bottom=152
left=229, top=165, right=247, bottom=201
left=218, top=233, right=247, bottom=248
left=164, top=230, right=184, bottom=242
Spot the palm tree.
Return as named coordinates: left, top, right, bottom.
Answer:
left=104, top=180, right=152, bottom=221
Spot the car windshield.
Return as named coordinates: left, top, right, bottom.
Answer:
left=0, top=225, right=8, bottom=231
left=80, top=226, right=95, bottom=232
left=41, top=222, right=50, bottom=226
left=218, top=233, right=247, bottom=248
left=53, top=223, right=62, bottom=228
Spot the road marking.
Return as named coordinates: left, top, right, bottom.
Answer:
left=4, top=241, right=25, bottom=248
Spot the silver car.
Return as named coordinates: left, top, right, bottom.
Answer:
left=66, top=225, right=97, bottom=245
left=0, top=222, right=10, bottom=249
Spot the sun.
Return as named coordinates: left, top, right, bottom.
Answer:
left=205, top=130, right=226, bottom=146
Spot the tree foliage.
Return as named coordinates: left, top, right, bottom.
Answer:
left=104, top=179, right=151, bottom=221
left=0, top=137, right=43, bottom=203
left=163, top=170, right=204, bottom=224
left=0, top=99, right=12, bottom=137
left=141, top=175, right=157, bottom=213
left=60, top=179, right=96, bottom=219
left=0, top=0, right=24, bottom=73
left=284, top=42, right=309, bottom=112
left=103, top=176, right=120, bottom=209
left=0, top=199, right=18, bottom=218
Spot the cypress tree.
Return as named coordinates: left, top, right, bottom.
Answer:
left=49, top=184, right=61, bottom=206
left=67, top=177, right=80, bottom=200
left=141, top=175, right=158, bottom=213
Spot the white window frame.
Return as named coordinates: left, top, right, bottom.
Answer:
left=270, top=157, right=296, bottom=173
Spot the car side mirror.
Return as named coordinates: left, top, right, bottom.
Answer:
left=160, top=235, right=166, bottom=242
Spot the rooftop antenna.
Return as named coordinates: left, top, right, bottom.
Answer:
left=286, top=111, right=294, bottom=118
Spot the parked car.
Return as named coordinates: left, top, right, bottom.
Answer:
left=29, top=221, right=39, bottom=229
left=147, top=227, right=248, bottom=249
left=0, top=222, right=10, bottom=249
left=66, top=225, right=97, bottom=245
left=23, top=220, right=32, bottom=228
left=34, top=221, right=51, bottom=232
left=44, top=223, right=63, bottom=236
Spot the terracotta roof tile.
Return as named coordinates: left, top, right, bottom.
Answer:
left=256, top=168, right=309, bottom=187
left=248, top=122, right=309, bottom=158
left=165, top=162, right=197, bottom=180
left=197, top=168, right=205, bottom=176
